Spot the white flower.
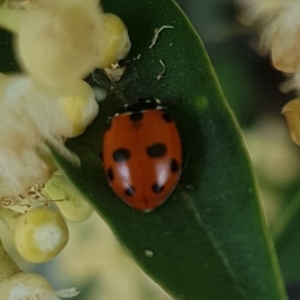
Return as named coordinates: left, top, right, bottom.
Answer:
left=0, top=0, right=131, bottom=200
left=0, top=0, right=131, bottom=89
left=0, top=74, right=98, bottom=199
left=0, top=1, right=132, bottom=297
left=0, top=238, right=79, bottom=299
left=240, top=0, right=300, bottom=72
left=267, top=1, right=300, bottom=73
left=97, top=13, right=131, bottom=69
left=0, top=273, right=79, bottom=300
left=0, top=207, right=69, bottom=263
left=238, top=0, right=282, bottom=24
left=15, top=0, right=106, bottom=89
left=14, top=207, right=69, bottom=263
left=282, top=98, right=300, bottom=146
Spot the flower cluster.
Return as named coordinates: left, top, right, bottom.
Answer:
left=0, top=0, right=131, bottom=298
left=0, top=235, right=80, bottom=299
left=239, top=0, right=300, bottom=146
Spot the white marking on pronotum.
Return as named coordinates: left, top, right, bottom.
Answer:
left=149, top=25, right=174, bottom=49
left=157, top=60, right=166, bottom=80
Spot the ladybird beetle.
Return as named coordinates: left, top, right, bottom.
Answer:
left=102, top=98, right=182, bottom=211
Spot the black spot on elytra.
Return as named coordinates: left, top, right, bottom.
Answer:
left=152, top=183, right=164, bottom=193
left=113, top=148, right=131, bottom=162
left=147, top=143, right=167, bottom=158
left=170, top=159, right=180, bottom=173
left=130, top=111, right=143, bottom=122
left=107, top=168, right=114, bottom=181
left=162, top=112, right=172, bottom=123
left=125, top=186, right=136, bottom=196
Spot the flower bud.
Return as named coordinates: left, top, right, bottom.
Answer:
left=270, top=4, right=300, bottom=73
left=14, top=207, right=69, bottom=263
left=97, top=13, right=131, bottom=69
left=282, top=99, right=300, bottom=146
left=15, top=0, right=105, bottom=89
left=0, top=272, right=79, bottom=299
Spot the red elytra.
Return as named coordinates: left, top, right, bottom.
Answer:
left=102, top=99, right=182, bottom=211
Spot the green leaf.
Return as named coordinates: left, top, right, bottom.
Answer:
left=273, top=187, right=300, bottom=283
left=0, top=0, right=288, bottom=299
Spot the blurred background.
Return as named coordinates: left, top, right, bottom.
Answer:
left=175, top=0, right=300, bottom=228
left=3, top=0, right=300, bottom=299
